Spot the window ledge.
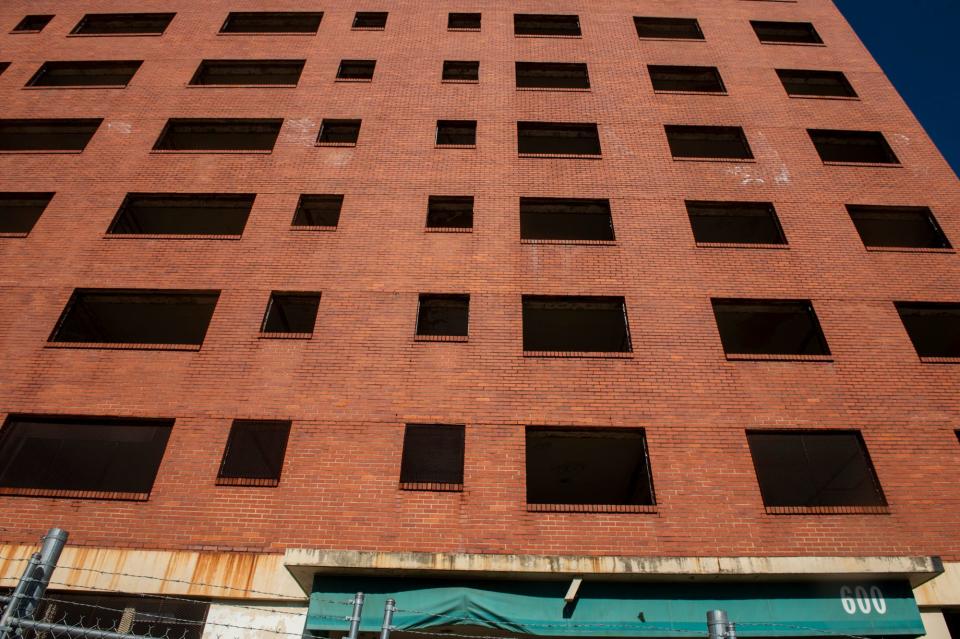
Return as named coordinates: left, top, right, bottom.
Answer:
left=726, top=353, right=833, bottom=362
left=759, top=41, right=827, bottom=47
left=654, top=90, right=727, bottom=96
left=335, top=78, right=373, bottom=83
left=10, top=30, right=44, bottom=34
left=291, top=225, right=338, bottom=232
left=442, top=79, right=479, bottom=84
left=436, top=144, right=477, bottom=149
left=45, top=341, right=202, bottom=351
left=186, top=84, right=297, bottom=89
left=865, top=246, right=955, bottom=254
left=448, top=28, right=480, bottom=33
left=822, top=161, right=902, bottom=168
left=259, top=332, right=313, bottom=340
left=216, top=32, right=317, bottom=37
left=514, top=34, right=582, bottom=39
left=765, top=505, right=889, bottom=515
left=0, top=487, right=150, bottom=501
left=400, top=482, right=464, bottom=492
left=517, top=87, right=591, bottom=93
left=150, top=149, right=273, bottom=155
left=426, top=226, right=472, bottom=233
left=0, top=232, right=30, bottom=238
left=696, top=241, right=788, bottom=250
left=528, top=504, right=657, bottom=514
left=104, top=233, right=242, bottom=240
left=636, top=37, right=705, bottom=43
left=519, top=152, right=602, bottom=159
left=414, top=334, right=469, bottom=342
left=522, top=238, right=615, bottom=246
left=23, top=85, right=128, bottom=90
left=524, top=350, right=632, bottom=359
left=0, top=150, right=85, bottom=155
left=216, top=476, right=280, bottom=487
left=316, top=142, right=356, bottom=148
left=787, top=94, right=860, bottom=101
left=68, top=33, right=166, bottom=38
left=673, top=156, right=756, bottom=163
left=351, top=27, right=385, bottom=31
left=919, top=356, right=960, bottom=364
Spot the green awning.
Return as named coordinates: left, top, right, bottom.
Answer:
left=308, top=576, right=925, bottom=637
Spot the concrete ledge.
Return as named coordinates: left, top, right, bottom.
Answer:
left=283, top=549, right=943, bottom=593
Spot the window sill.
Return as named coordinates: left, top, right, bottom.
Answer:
left=522, top=238, right=615, bottom=246
left=787, top=94, right=859, bottom=101
left=515, top=34, right=582, bottom=39
left=822, top=161, right=902, bottom=168
left=919, top=356, right=960, bottom=364
left=442, top=79, right=479, bottom=84
left=186, top=84, right=298, bottom=89
left=524, top=351, right=632, bottom=359
left=335, top=78, right=373, bottom=83
left=316, top=142, right=357, bottom=148
left=0, top=232, right=30, bottom=238
left=517, top=87, right=591, bottom=93
left=414, top=334, right=469, bottom=342
left=436, top=144, right=477, bottom=149
left=10, top=30, right=44, bottom=34
left=654, top=90, right=727, bottom=96
left=45, top=341, right=202, bottom=351
left=696, top=242, right=788, bottom=250
left=636, top=37, right=705, bottom=43
left=518, top=152, right=602, bottom=160
left=426, top=226, right=472, bottom=233
left=673, top=156, right=756, bottom=163
left=104, top=233, right=242, bottom=240
left=216, top=31, right=316, bottom=36
left=0, top=150, right=84, bottom=155
left=0, top=487, right=150, bottom=501
left=865, top=246, right=954, bottom=254
left=725, top=353, right=833, bottom=362
left=291, top=225, right=338, bottom=232
left=216, top=476, right=280, bottom=487
left=447, top=28, right=480, bottom=33
left=150, top=149, right=274, bottom=155
left=23, top=85, right=128, bottom=90
left=351, top=27, right=385, bottom=31
left=765, top=505, right=889, bottom=515
left=400, top=482, right=463, bottom=492
left=528, top=504, right=657, bottom=514
left=759, top=41, right=827, bottom=47
left=259, top=332, right=313, bottom=340
left=68, top=32, right=166, bottom=38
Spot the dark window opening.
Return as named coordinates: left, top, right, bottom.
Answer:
left=27, top=61, right=142, bottom=88
left=353, top=12, right=388, bottom=29
left=665, top=125, right=753, bottom=160
left=13, top=15, right=54, bottom=32
left=649, top=65, right=724, bottom=92
left=448, top=13, right=481, bottom=30
left=514, top=14, right=581, bottom=37
left=747, top=431, right=886, bottom=508
left=190, top=60, right=304, bottom=86
left=686, top=201, right=786, bottom=245
left=752, top=20, right=823, bottom=44
left=436, top=120, right=476, bottom=146
left=400, top=424, right=465, bottom=489
left=107, top=193, right=254, bottom=236
left=0, top=415, right=173, bottom=499
left=945, top=611, right=960, bottom=639
left=518, top=122, right=601, bottom=156
left=219, top=12, right=322, bottom=33
left=442, top=61, right=479, bottom=82
left=71, top=13, right=174, bottom=35
left=261, top=292, right=321, bottom=334
left=808, top=129, right=899, bottom=164
left=634, top=17, right=704, bottom=40
left=847, top=205, right=951, bottom=249
left=526, top=428, right=655, bottom=507
left=522, top=296, right=631, bottom=352
left=895, top=302, right=960, bottom=358
left=416, top=294, right=469, bottom=337
left=292, top=195, right=343, bottom=227
left=520, top=197, right=614, bottom=241
left=712, top=299, right=830, bottom=356
left=516, top=62, right=590, bottom=89
left=27, top=592, right=207, bottom=639
left=0, top=63, right=9, bottom=75
left=217, top=420, right=291, bottom=487
left=427, top=196, right=473, bottom=229
left=51, top=289, right=219, bottom=346
left=0, top=119, right=102, bottom=152
left=317, top=119, right=361, bottom=145
left=153, top=119, right=282, bottom=151
left=0, top=192, right=54, bottom=234
left=777, top=69, right=856, bottom=98
left=337, top=59, right=376, bottom=81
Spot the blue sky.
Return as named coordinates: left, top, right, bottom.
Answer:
left=834, top=0, right=960, bottom=177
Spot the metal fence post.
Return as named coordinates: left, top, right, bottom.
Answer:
left=707, top=610, right=730, bottom=639
left=379, top=599, right=395, bottom=639
left=0, top=528, right=68, bottom=639
left=346, top=593, right=365, bottom=639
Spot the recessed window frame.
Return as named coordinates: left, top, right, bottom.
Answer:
left=515, top=62, right=590, bottom=91
left=442, top=60, right=479, bottom=83
left=415, top=294, right=470, bottom=341
left=808, top=129, right=900, bottom=165
left=291, top=194, right=343, bottom=230
left=436, top=120, right=477, bottom=147
left=352, top=12, right=388, bottom=30
left=336, top=59, right=376, bottom=82
left=216, top=420, right=292, bottom=487
left=649, top=65, right=725, bottom=94
left=514, top=14, right=581, bottom=38
left=0, top=192, right=55, bottom=237
left=894, top=302, right=960, bottom=361
left=633, top=17, right=704, bottom=41
left=25, top=60, right=143, bottom=89
left=776, top=69, right=857, bottom=99
left=426, top=195, right=474, bottom=232
left=751, top=20, right=824, bottom=45
left=665, top=125, right=754, bottom=161
left=152, top=118, right=283, bottom=153
left=399, top=423, right=466, bottom=491
left=316, top=119, right=362, bottom=147
left=448, top=13, right=481, bottom=31
left=522, top=295, right=632, bottom=356
left=12, top=15, right=54, bottom=33
left=106, top=193, right=255, bottom=239
left=189, top=60, right=304, bottom=87
left=846, top=205, right=951, bottom=251
left=0, top=119, right=103, bottom=153
left=218, top=12, right=322, bottom=35
left=70, top=13, right=175, bottom=36
left=686, top=200, right=788, bottom=248
left=517, top=121, right=602, bottom=157
left=260, top=291, right=321, bottom=338
left=519, top=197, right=615, bottom=244
left=711, top=298, right=832, bottom=360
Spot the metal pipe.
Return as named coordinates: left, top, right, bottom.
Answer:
left=0, top=553, right=41, bottom=639
left=346, top=592, right=365, bottom=639
left=21, top=528, right=69, bottom=620
left=707, top=610, right=729, bottom=639
left=379, top=599, right=396, bottom=639
left=726, top=622, right=737, bottom=639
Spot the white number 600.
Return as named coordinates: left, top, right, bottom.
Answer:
left=840, top=586, right=887, bottom=615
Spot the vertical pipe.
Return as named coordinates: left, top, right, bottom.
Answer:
left=347, top=593, right=365, bottom=639
left=21, top=528, right=69, bottom=619
left=379, top=599, right=396, bottom=639
left=0, top=553, right=42, bottom=639
left=707, top=610, right=729, bottom=639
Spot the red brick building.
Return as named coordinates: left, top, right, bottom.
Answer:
left=1, top=1, right=958, bottom=639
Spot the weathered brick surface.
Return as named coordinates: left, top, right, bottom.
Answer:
left=0, top=0, right=958, bottom=559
